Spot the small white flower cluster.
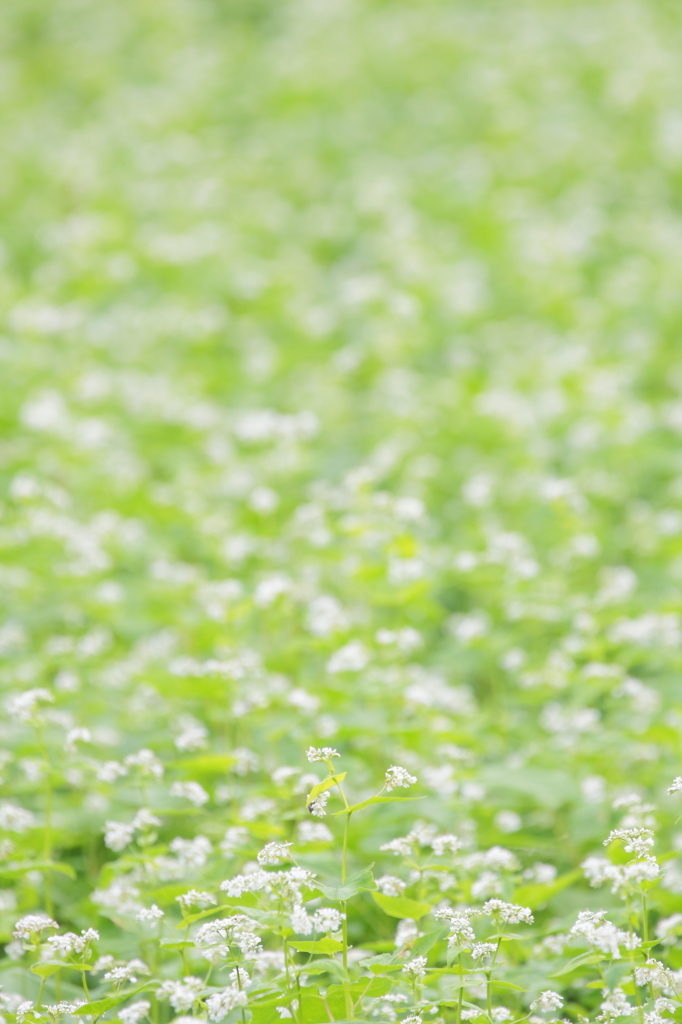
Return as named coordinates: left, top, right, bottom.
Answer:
left=384, top=765, right=418, bottom=791
left=306, top=746, right=340, bottom=762
left=570, top=911, right=641, bottom=959
left=530, top=991, right=564, bottom=1014
left=257, top=841, right=293, bottom=865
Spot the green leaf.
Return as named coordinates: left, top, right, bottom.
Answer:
left=74, top=983, right=155, bottom=1016
left=317, top=866, right=375, bottom=900
left=551, top=951, right=605, bottom=977
left=160, top=939, right=195, bottom=951
left=0, top=860, right=76, bottom=880
left=306, top=773, right=346, bottom=806
left=30, top=962, right=63, bottom=979
left=410, top=923, right=449, bottom=956
left=334, top=796, right=424, bottom=815
left=289, top=938, right=344, bottom=954
left=294, top=958, right=348, bottom=980
left=372, top=891, right=432, bottom=920
left=492, top=980, right=527, bottom=992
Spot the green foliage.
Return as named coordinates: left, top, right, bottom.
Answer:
left=2, top=0, right=682, bottom=1023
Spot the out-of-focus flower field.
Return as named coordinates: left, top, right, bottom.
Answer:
left=4, top=2, right=682, bottom=1024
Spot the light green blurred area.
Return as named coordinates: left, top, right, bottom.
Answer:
left=3, top=0, right=682, bottom=997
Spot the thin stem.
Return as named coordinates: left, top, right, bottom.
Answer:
left=457, top=953, right=464, bottom=1024
left=332, top=768, right=353, bottom=1021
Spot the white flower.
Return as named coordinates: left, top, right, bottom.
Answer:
left=604, top=828, right=654, bottom=858
left=65, top=727, right=91, bottom=753
left=157, top=978, right=204, bottom=1012
left=481, top=900, right=533, bottom=924
left=257, top=842, right=293, bottom=866
left=6, top=689, right=53, bottom=723
left=600, top=988, right=634, bottom=1017
left=471, top=942, right=497, bottom=960
left=312, top=907, right=344, bottom=932
left=171, top=781, right=210, bottom=807
left=97, top=761, right=128, bottom=783
left=16, top=1002, right=34, bottom=1023
left=376, top=875, right=406, bottom=896
left=668, top=777, right=682, bottom=794
left=326, top=641, right=369, bottom=674
left=384, top=766, right=417, bottom=791
left=431, top=834, right=462, bottom=855
left=13, top=914, right=59, bottom=939
left=177, top=890, right=217, bottom=909
left=124, top=749, right=164, bottom=779
left=297, top=820, right=333, bottom=843
left=402, top=956, right=427, bottom=980
left=635, top=960, right=672, bottom=988
left=530, top=991, right=564, bottom=1014
left=119, top=1002, right=151, bottom=1024
left=136, top=904, right=164, bottom=922
left=290, top=905, right=313, bottom=934
left=170, top=836, right=213, bottom=868
left=206, top=987, right=247, bottom=1022
left=104, top=821, right=135, bottom=852
left=0, top=803, right=35, bottom=833
left=220, top=827, right=249, bottom=856
left=307, top=791, right=330, bottom=817
left=306, top=747, right=340, bottom=763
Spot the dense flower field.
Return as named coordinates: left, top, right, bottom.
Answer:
left=3, top=2, right=682, bottom=1024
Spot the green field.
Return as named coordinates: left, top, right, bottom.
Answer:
left=2, top=2, right=682, bottom=1024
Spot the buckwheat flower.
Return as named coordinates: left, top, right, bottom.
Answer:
left=306, top=747, right=340, bottom=763
left=402, top=1015, right=423, bottom=1024
left=0, top=804, right=35, bottom=833
left=604, top=828, right=654, bottom=858
left=170, top=836, right=213, bottom=868
left=395, top=919, right=419, bottom=946
left=531, top=992, right=564, bottom=1014
left=237, top=931, right=262, bottom=958
left=377, top=875, right=407, bottom=896
left=175, top=720, right=209, bottom=752
left=45, top=1002, right=86, bottom=1016
left=257, top=841, right=293, bottom=866
left=13, top=914, right=58, bottom=939
left=106, top=965, right=140, bottom=984
left=471, top=942, right=497, bottom=961
left=6, top=689, right=53, bottom=723
left=491, top=1009, right=514, bottom=1023
left=668, top=778, right=682, bottom=795
left=230, top=967, right=252, bottom=989
left=129, top=959, right=151, bottom=977
left=385, top=766, right=418, bottom=791
left=290, top=904, right=313, bottom=934
left=104, top=820, right=135, bottom=852
left=124, top=749, right=164, bottom=779
left=431, top=834, right=462, bottom=855
left=635, top=960, right=672, bottom=988
left=133, top=809, right=162, bottom=831
left=312, top=908, right=344, bottom=932
left=298, top=820, right=333, bottom=843
left=177, top=890, right=217, bottom=909
left=402, top=956, right=427, bottom=980
left=206, top=987, right=247, bottom=1022
left=434, top=909, right=477, bottom=946
left=16, top=1003, right=34, bottom=1023
left=171, top=781, right=209, bottom=807
left=381, top=836, right=415, bottom=857
left=220, top=826, right=249, bottom=856
left=64, top=727, right=91, bottom=753
left=157, top=978, right=204, bottom=1012
left=308, top=791, right=330, bottom=817
left=136, top=904, right=164, bottom=922
left=600, top=989, right=633, bottom=1017
left=481, top=900, right=533, bottom=924
left=97, top=760, right=128, bottom=783
left=119, top=1002, right=151, bottom=1024
left=326, top=641, right=369, bottom=674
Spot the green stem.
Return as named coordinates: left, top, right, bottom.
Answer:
left=333, top=769, right=353, bottom=1020
left=457, top=953, right=464, bottom=1024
